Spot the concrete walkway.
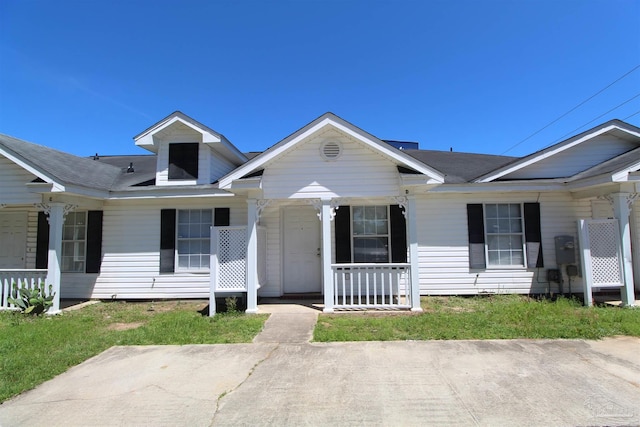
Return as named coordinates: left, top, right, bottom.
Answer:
left=1, top=304, right=639, bottom=426
left=253, top=299, right=321, bottom=343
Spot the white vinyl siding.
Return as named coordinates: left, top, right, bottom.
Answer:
left=502, top=135, right=637, bottom=179
left=78, top=198, right=246, bottom=300
left=415, top=192, right=590, bottom=295
left=262, top=128, right=401, bottom=199
left=0, top=155, right=42, bottom=204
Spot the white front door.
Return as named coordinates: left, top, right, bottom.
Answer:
left=0, top=211, right=27, bottom=269
left=283, top=206, right=321, bottom=293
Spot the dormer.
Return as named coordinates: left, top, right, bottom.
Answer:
left=133, top=111, right=247, bottom=186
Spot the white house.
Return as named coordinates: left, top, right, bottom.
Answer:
left=1, top=112, right=639, bottom=314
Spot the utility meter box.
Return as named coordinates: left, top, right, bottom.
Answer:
left=555, top=235, right=576, bottom=265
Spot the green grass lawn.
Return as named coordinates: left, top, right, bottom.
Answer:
left=314, top=295, right=640, bottom=342
left=0, top=300, right=267, bottom=402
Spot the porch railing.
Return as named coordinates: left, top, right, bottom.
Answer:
left=332, top=263, right=412, bottom=309
left=0, top=269, right=48, bottom=310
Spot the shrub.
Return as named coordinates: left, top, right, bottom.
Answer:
left=7, top=281, right=56, bottom=315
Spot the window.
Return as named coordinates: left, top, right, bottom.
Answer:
left=62, top=211, right=86, bottom=272
left=484, top=203, right=525, bottom=266
left=168, top=143, right=199, bottom=180
left=467, top=203, right=543, bottom=269
left=352, top=206, right=390, bottom=263
left=176, top=209, right=212, bottom=270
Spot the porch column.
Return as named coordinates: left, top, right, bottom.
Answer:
left=611, top=193, right=636, bottom=306
left=46, top=203, right=65, bottom=314
left=246, top=199, right=258, bottom=313
left=321, top=199, right=334, bottom=313
left=407, top=196, right=422, bottom=312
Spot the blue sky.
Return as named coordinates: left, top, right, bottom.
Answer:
left=0, top=0, right=638, bottom=158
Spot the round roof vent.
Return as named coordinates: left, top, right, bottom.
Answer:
left=320, top=141, right=342, bottom=161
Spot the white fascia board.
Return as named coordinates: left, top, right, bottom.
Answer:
left=0, top=146, right=59, bottom=186
left=476, top=125, right=624, bottom=183
left=107, top=189, right=236, bottom=200
left=400, top=174, right=442, bottom=187
left=565, top=175, right=614, bottom=191
left=611, top=160, right=640, bottom=182
left=53, top=184, right=109, bottom=199
left=229, top=177, right=262, bottom=190
left=219, top=115, right=444, bottom=188
left=429, top=181, right=567, bottom=193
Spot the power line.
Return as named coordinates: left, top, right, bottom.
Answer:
left=624, top=109, right=640, bottom=120
left=541, top=92, right=640, bottom=148
left=501, top=64, right=640, bottom=155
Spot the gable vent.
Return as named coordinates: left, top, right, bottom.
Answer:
left=321, top=141, right=342, bottom=161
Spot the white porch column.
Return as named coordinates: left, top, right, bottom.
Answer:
left=246, top=199, right=259, bottom=314
left=407, top=195, right=422, bottom=312
left=611, top=193, right=636, bottom=306
left=46, top=203, right=65, bottom=314
left=321, top=199, right=334, bottom=313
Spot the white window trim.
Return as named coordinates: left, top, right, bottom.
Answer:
left=61, top=211, right=87, bottom=273
left=175, top=209, right=212, bottom=272
left=350, top=205, right=391, bottom=263
left=483, top=203, right=527, bottom=269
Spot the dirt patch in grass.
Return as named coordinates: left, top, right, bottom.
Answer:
left=107, top=322, right=144, bottom=331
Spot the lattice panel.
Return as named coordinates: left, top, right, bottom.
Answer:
left=587, top=221, right=622, bottom=285
left=217, top=228, right=247, bottom=290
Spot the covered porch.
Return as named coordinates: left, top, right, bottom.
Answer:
left=209, top=196, right=423, bottom=315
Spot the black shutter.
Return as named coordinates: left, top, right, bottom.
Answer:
left=35, top=212, right=49, bottom=269
left=214, top=208, right=230, bottom=226
left=390, top=205, right=407, bottom=263
left=334, top=206, right=351, bottom=263
left=86, top=211, right=103, bottom=273
left=168, top=143, right=199, bottom=180
left=524, top=202, right=544, bottom=268
left=160, top=209, right=176, bottom=273
left=467, top=204, right=486, bottom=269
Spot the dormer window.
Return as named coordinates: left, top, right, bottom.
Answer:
left=169, top=143, right=199, bottom=180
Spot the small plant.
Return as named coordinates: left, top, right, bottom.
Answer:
left=7, top=281, right=56, bottom=315
left=224, top=296, right=238, bottom=313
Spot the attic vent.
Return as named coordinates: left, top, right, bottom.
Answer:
left=321, top=141, right=342, bottom=161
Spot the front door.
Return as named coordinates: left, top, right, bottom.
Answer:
left=283, top=206, right=321, bottom=293
left=0, top=211, right=27, bottom=268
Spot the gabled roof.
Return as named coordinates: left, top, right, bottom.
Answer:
left=475, top=119, right=640, bottom=182
left=218, top=112, right=445, bottom=189
left=0, top=133, right=121, bottom=192
left=404, top=149, right=516, bottom=183
left=134, top=111, right=247, bottom=164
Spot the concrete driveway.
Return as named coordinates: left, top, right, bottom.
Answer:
left=1, top=336, right=639, bottom=426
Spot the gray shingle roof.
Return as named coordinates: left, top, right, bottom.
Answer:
left=91, top=155, right=158, bottom=189
left=404, top=149, right=516, bottom=183
left=0, top=133, right=121, bottom=191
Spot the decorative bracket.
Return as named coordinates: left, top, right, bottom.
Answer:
left=598, top=193, right=640, bottom=210
left=35, top=203, right=78, bottom=224
left=391, top=196, right=408, bottom=218
left=256, top=199, right=271, bottom=221
left=307, top=199, right=323, bottom=221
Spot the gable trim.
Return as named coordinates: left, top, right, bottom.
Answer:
left=475, top=120, right=640, bottom=183
left=218, top=113, right=444, bottom=189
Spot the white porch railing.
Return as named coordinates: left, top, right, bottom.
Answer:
left=0, top=269, right=48, bottom=310
left=332, top=264, right=412, bottom=309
